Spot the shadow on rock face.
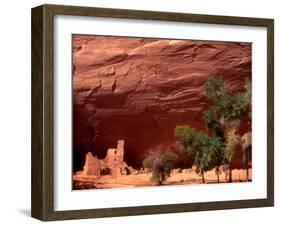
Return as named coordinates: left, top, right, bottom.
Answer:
left=72, top=35, right=252, bottom=172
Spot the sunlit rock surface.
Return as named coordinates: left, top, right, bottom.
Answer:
left=72, top=35, right=251, bottom=171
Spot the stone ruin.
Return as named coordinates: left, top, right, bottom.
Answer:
left=83, top=140, right=135, bottom=176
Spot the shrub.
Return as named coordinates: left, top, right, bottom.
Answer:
left=143, top=146, right=178, bottom=185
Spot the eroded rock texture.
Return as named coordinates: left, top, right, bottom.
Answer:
left=72, top=35, right=251, bottom=171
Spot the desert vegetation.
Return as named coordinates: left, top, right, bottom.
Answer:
left=138, top=77, right=251, bottom=185
left=73, top=36, right=253, bottom=189
left=139, top=75, right=252, bottom=186
left=174, top=76, right=252, bottom=183
left=143, top=146, right=178, bottom=185
left=174, top=126, right=223, bottom=183
left=74, top=75, right=252, bottom=189
left=140, top=77, right=251, bottom=185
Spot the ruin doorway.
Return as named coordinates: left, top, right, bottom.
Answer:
left=100, top=168, right=111, bottom=175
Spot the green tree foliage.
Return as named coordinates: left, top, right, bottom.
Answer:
left=203, top=76, right=251, bottom=182
left=174, top=76, right=251, bottom=183
left=244, top=78, right=252, bottom=119
left=174, top=125, right=224, bottom=183
left=224, top=126, right=241, bottom=182
left=203, top=77, right=251, bottom=134
left=143, top=146, right=178, bottom=185
left=224, top=127, right=241, bottom=161
left=241, top=131, right=252, bottom=181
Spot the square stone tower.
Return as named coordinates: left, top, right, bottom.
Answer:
left=105, top=139, right=124, bottom=163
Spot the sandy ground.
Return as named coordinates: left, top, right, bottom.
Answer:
left=73, top=168, right=252, bottom=189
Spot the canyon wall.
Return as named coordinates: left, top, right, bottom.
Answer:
left=72, top=35, right=252, bottom=171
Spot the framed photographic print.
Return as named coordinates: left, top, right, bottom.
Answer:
left=31, top=4, right=274, bottom=221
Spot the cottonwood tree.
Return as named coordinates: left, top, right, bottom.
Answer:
left=203, top=77, right=251, bottom=136
left=143, top=146, right=178, bottom=185
left=224, top=124, right=241, bottom=182
left=174, top=76, right=251, bottom=183
left=202, top=77, right=251, bottom=182
left=241, top=131, right=252, bottom=181
left=174, top=126, right=223, bottom=183
left=241, top=81, right=252, bottom=181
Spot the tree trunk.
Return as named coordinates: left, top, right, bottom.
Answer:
left=216, top=166, right=220, bottom=183
left=202, top=171, right=205, bottom=183
left=245, top=149, right=249, bottom=181
left=159, top=176, right=163, bottom=185
left=215, top=127, right=225, bottom=142
left=228, top=166, right=232, bottom=183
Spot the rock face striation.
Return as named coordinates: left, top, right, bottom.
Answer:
left=72, top=35, right=252, bottom=171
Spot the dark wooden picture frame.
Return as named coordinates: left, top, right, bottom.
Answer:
left=31, top=4, right=274, bottom=221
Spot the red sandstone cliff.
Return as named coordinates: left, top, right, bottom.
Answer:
left=72, top=35, right=251, bottom=170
